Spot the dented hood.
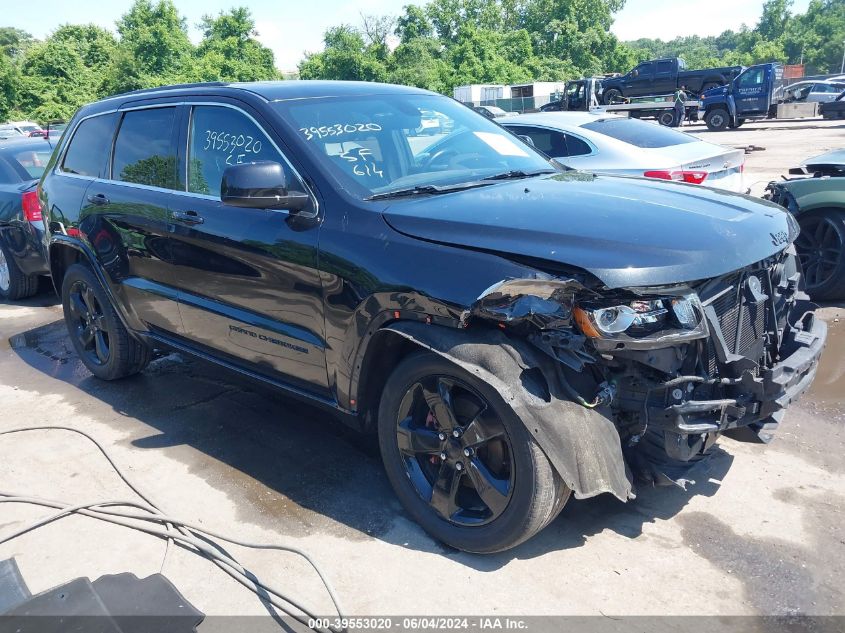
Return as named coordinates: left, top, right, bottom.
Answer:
left=381, top=172, right=796, bottom=288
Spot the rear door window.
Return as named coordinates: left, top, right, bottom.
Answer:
left=187, top=105, right=295, bottom=198
left=581, top=117, right=696, bottom=148
left=112, top=107, right=179, bottom=190
left=62, top=113, right=118, bottom=178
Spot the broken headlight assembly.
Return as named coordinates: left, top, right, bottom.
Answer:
left=573, top=293, right=708, bottom=350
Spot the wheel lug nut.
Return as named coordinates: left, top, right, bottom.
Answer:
left=452, top=428, right=462, bottom=438
left=438, top=432, right=446, bottom=441
left=440, top=452, right=447, bottom=461
left=455, top=462, right=463, bottom=471
left=463, top=448, right=473, bottom=457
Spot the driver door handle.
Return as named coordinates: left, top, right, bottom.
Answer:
left=171, top=210, right=204, bottom=225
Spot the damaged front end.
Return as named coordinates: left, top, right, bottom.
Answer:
left=460, top=245, right=827, bottom=492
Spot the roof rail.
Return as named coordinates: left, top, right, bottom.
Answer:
left=109, top=81, right=231, bottom=98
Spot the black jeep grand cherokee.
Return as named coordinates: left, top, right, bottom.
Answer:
left=39, top=81, right=826, bottom=553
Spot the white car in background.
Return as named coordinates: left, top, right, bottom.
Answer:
left=783, top=80, right=845, bottom=103
left=502, top=112, right=746, bottom=192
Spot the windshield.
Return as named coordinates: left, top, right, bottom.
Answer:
left=273, top=94, right=553, bottom=199
left=581, top=117, right=697, bottom=148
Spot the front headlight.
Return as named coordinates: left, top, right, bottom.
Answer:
left=573, top=293, right=708, bottom=349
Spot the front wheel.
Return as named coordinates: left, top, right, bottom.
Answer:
left=705, top=108, right=729, bottom=131
left=378, top=351, right=569, bottom=553
left=794, top=210, right=845, bottom=300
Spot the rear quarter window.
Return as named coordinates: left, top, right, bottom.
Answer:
left=62, top=113, right=118, bottom=178
left=581, top=118, right=696, bottom=148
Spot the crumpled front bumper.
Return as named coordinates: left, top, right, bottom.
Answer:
left=647, top=311, right=827, bottom=455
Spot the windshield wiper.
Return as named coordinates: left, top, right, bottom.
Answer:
left=482, top=169, right=556, bottom=181
left=366, top=182, right=490, bottom=201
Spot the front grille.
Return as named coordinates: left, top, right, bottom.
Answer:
left=704, top=269, right=772, bottom=372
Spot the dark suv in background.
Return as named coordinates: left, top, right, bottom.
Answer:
left=39, top=81, right=826, bottom=553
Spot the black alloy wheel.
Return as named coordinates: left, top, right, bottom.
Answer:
left=67, top=278, right=111, bottom=366
left=378, top=351, right=569, bottom=553
left=603, top=88, right=623, bottom=104
left=795, top=210, right=845, bottom=300
left=394, top=375, right=514, bottom=526
left=61, top=263, right=152, bottom=380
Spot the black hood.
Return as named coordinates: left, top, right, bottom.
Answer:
left=382, top=172, right=796, bottom=289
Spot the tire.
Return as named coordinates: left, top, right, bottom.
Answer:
left=61, top=263, right=152, bottom=380
left=658, top=111, right=676, bottom=126
left=794, top=209, right=845, bottom=301
left=705, top=108, right=729, bottom=131
left=0, top=240, right=38, bottom=301
left=603, top=88, right=623, bottom=105
left=378, top=351, right=569, bottom=553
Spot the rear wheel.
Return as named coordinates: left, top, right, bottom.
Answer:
left=378, top=351, right=569, bottom=553
left=658, top=111, right=676, bottom=126
left=0, top=241, right=38, bottom=301
left=61, top=263, right=152, bottom=380
left=603, top=88, right=623, bottom=105
left=705, top=108, right=729, bottom=131
left=794, top=210, right=845, bottom=300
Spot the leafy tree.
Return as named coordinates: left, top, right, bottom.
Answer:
left=395, top=5, right=433, bottom=43
left=0, top=28, right=34, bottom=59
left=0, top=52, right=17, bottom=121
left=191, top=8, right=278, bottom=81
left=757, top=0, right=793, bottom=40
left=17, top=38, right=96, bottom=120
left=299, top=26, right=388, bottom=82
left=102, top=0, right=192, bottom=94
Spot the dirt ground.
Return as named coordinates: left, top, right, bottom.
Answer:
left=1, top=119, right=844, bottom=630
left=685, top=117, right=845, bottom=196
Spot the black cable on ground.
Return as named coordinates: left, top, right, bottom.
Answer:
left=0, top=426, right=345, bottom=632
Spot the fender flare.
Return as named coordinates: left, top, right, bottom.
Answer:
left=384, top=321, right=634, bottom=502
left=48, top=236, right=139, bottom=334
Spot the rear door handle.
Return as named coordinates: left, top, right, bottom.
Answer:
left=86, top=193, right=109, bottom=206
left=171, top=210, right=204, bottom=225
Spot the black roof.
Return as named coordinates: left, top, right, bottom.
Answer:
left=100, top=80, right=431, bottom=104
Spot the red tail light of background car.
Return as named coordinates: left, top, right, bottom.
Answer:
left=643, top=170, right=709, bottom=185
left=22, top=190, right=43, bottom=222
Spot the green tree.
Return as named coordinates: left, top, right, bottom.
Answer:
left=102, top=0, right=192, bottom=94
left=0, top=27, right=34, bottom=59
left=299, top=26, right=388, bottom=82
left=0, top=52, right=18, bottom=121
left=191, top=7, right=278, bottom=81
left=757, top=0, right=793, bottom=41
left=17, top=38, right=97, bottom=120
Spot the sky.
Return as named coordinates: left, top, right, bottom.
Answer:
left=1, top=0, right=813, bottom=72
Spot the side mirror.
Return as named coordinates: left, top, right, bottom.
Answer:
left=221, top=161, right=310, bottom=212
left=632, top=69, right=639, bottom=77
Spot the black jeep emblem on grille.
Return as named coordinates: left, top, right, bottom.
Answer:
left=770, top=230, right=788, bottom=246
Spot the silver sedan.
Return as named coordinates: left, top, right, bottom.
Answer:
left=502, top=112, right=746, bottom=192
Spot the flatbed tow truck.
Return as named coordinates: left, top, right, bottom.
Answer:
left=542, top=77, right=700, bottom=125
